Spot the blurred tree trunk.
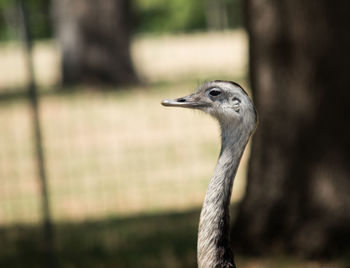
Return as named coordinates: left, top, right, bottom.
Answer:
left=232, top=0, right=350, bottom=257
left=52, top=0, right=138, bottom=85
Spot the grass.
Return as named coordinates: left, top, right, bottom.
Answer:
left=0, top=208, right=345, bottom=268
left=0, top=79, right=250, bottom=224
left=0, top=81, right=345, bottom=268
left=0, top=31, right=347, bottom=267
left=0, top=210, right=200, bottom=268
left=0, top=30, right=249, bottom=224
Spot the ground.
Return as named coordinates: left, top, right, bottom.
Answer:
left=0, top=30, right=347, bottom=267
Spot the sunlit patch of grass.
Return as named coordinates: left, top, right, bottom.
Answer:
left=0, top=79, right=253, bottom=224
left=0, top=30, right=250, bottom=224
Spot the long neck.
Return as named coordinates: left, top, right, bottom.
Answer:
left=197, top=123, right=249, bottom=268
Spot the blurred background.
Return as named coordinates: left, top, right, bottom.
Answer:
left=0, top=0, right=349, bottom=267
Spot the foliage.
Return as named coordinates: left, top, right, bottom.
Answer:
left=0, top=0, right=243, bottom=41
left=134, top=0, right=243, bottom=34
left=134, top=0, right=207, bottom=33
left=0, top=0, right=51, bottom=40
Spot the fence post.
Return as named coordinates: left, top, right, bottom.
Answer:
left=17, top=1, right=57, bottom=267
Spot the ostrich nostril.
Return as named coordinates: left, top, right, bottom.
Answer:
left=177, top=98, right=186, bottom=102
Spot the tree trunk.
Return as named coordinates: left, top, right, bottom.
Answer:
left=52, top=0, right=138, bottom=85
left=233, top=0, right=350, bottom=257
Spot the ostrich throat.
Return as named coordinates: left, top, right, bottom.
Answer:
left=197, top=122, right=248, bottom=268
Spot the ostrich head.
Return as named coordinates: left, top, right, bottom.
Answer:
left=162, top=80, right=257, bottom=268
left=162, top=80, right=257, bottom=134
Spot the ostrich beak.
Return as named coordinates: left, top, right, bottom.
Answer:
left=161, top=94, right=207, bottom=109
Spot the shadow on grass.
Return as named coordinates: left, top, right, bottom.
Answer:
left=0, top=86, right=95, bottom=103
left=0, top=209, right=201, bottom=268
left=1, top=207, right=349, bottom=268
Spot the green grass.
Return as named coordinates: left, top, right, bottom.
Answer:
left=0, top=208, right=346, bottom=268
left=0, top=209, right=199, bottom=268
left=0, top=81, right=347, bottom=268
left=0, top=31, right=346, bottom=267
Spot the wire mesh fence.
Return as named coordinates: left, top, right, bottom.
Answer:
left=1, top=29, right=344, bottom=268
left=0, top=31, right=248, bottom=226
left=0, top=30, right=249, bottom=267
left=0, top=84, right=251, bottom=224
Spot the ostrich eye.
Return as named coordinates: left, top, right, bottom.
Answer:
left=208, top=88, right=222, bottom=97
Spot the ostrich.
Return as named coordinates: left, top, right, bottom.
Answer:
left=161, top=80, right=257, bottom=268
